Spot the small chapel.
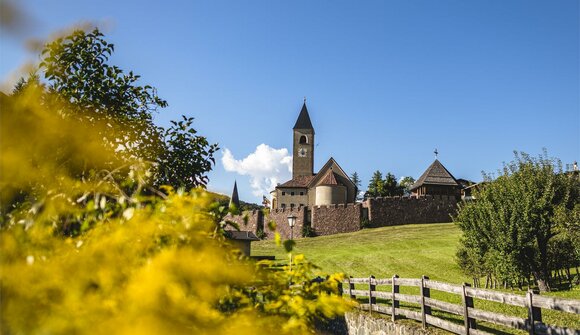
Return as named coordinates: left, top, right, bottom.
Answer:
left=270, top=102, right=357, bottom=209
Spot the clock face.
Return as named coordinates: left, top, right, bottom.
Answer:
left=298, top=148, right=307, bottom=157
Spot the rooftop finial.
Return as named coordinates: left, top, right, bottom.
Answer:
left=303, top=96, right=306, bottom=104
left=434, top=148, right=439, bottom=159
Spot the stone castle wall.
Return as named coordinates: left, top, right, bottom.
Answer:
left=225, top=209, right=263, bottom=233
left=311, top=203, right=362, bottom=236
left=227, top=196, right=457, bottom=239
left=265, top=207, right=307, bottom=240
left=364, top=195, right=457, bottom=228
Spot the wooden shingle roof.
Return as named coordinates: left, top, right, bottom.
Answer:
left=410, top=159, right=459, bottom=191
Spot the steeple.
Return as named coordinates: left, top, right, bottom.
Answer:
left=293, top=101, right=314, bottom=132
left=292, top=100, right=315, bottom=178
left=229, top=181, right=240, bottom=210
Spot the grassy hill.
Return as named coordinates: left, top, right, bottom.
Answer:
left=252, top=222, right=467, bottom=282
left=252, top=222, right=580, bottom=331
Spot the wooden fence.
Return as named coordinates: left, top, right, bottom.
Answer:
left=342, top=275, right=580, bottom=335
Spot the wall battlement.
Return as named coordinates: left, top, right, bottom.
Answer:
left=272, top=206, right=306, bottom=214
left=364, top=195, right=457, bottom=204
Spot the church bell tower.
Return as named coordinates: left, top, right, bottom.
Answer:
left=292, top=100, right=315, bottom=178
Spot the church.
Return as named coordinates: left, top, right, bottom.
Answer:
left=270, top=102, right=357, bottom=209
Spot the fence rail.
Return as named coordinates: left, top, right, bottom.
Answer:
left=342, top=275, right=580, bottom=335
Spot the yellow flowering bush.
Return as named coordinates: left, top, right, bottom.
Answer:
left=0, top=87, right=353, bottom=334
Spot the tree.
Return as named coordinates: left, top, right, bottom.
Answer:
left=2, top=41, right=352, bottom=334
left=399, top=176, right=416, bottom=196
left=350, top=172, right=362, bottom=201
left=36, top=28, right=218, bottom=190
left=383, top=172, right=402, bottom=196
left=156, top=116, right=219, bottom=190
left=366, top=171, right=384, bottom=198
left=365, top=171, right=404, bottom=198
left=39, top=28, right=167, bottom=162
left=455, top=151, right=580, bottom=292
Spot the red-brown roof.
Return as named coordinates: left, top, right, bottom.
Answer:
left=319, top=169, right=340, bottom=185
left=277, top=175, right=316, bottom=188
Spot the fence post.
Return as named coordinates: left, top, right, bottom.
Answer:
left=527, top=290, right=535, bottom=335
left=338, top=281, right=343, bottom=297
left=527, top=289, right=542, bottom=335
left=349, top=276, right=356, bottom=300
left=369, top=275, right=376, bottom=314
left=462, top=283, right=476, bottom=335
left=392, top=274, right=399, bottom=322
left=421, top=275, right=431, bottom=329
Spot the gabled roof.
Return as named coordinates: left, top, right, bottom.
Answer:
left=410, top=159, right=459, bottom=191
left=293, top=102, right=314, bottom=131
left=308, top=157, right=355, bottom=188
left=319, top=169, right=340, bottom=186
left=277, top=175, right=316, bottom=188
left=226, top=230, right=260, bottom=241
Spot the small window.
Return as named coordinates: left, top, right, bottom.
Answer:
left=300, top=192, right=304, bottom=196
left=281, top=191, right=286, bottom=196
left=290, top=203, right=295, bottom=209
left=291, top=192, right=295, bottom=196
left=299, top=135, right=308, bottom=144
left=281, top=204, right=286, bottom=209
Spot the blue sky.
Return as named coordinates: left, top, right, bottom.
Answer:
left=1, top=1, right=578, bottom=204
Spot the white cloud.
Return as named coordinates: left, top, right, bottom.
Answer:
left=222, top=144, right=292, bottom=197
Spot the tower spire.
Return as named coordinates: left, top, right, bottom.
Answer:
left=292, top=99, right=315, bottom=178
left=293, top=100, right=314, bottom=131
left=229, top=181, right=240, bottom=211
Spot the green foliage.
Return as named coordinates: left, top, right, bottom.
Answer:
left=0, top=85, right=352, bottom=334
left=256, top=228, right=267, bottom=239
left=350, top=171, right=362, bottom=201
left=365, top=171, right=404, bottom=198
left=383, top=172, right=401, bottom=196
left=156, top=115, right=219, bottom=190
left=366, top=170, right=384, bottom=198
left=35, top=28, right=218, bottom=191
left=301, top=223, right=315, bottom=238
left=455, top=151, right=580, bottom=292
left=40, top=28, right=166, bottom=162
left=359, top=218, right=372, bottom=229
left=399, top=176, right=416, bottom=195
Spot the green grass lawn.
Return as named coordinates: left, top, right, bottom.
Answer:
left=251, top=223, right=580, bottom=332
left=252, top=222, right=466, bottom=281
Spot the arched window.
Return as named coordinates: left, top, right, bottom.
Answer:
left=299, top=135, right=308, bottom=144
